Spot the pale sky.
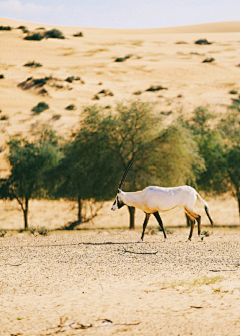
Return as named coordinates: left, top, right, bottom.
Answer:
left=0, top=0, right=239, bottom=29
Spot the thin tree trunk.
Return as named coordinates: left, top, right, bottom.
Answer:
left=23, top=198, right=29, bottom=229
left=77, top=196, right=82, bottom=223
left=237, top=192, right=240, bottom=220
left=128, top=206, right=135, bottom=229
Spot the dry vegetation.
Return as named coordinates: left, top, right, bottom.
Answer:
left=0, top=18, right=240, bottom=335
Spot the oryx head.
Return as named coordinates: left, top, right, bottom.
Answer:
left=111, top=189, right=125, bottom=211
left=111, top=158, right=135, bottom=211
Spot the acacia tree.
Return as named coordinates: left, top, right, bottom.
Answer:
left=219, top=101, right=240, bottom=217
left=100, top=101, right=205, bottom=228
left=0, top=130, right=62, bottom=228
left=186, top=104, right=240, bottom=219
left=51, top=105, right=119, bottom=226
left=54, top=101, right=205, bottom=230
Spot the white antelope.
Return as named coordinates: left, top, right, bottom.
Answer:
left=111, top=159, right=213, bottom=241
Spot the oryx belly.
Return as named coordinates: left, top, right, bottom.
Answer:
left=140, top=186, right=197, bottom=213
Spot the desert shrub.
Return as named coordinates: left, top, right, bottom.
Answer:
left=32, top=77, right=49, bottom=86
left=229, top=90, right=238, bottom=95
left=37, top=226, right=49, bottom=236
left=0, top=115, right=9, bottom=121
left=0, top=74, right=5, bottom=79
left=98, top=89, right=114, bottom=96
left=24, top=61, right=42, bottom=67
left=29, top=227, right=37, bottom=235
left=0, top=26, right=11, bottom=31
left=17, top=25, right=28, bottom=33
left=73, top=32, right=83, bottom=37
left=52, top=114, right=61, bottom=120
left=202, top=58, right=215, bottom=63
left=115, top=57, right=126, bottom=62
left=133, top=91, right=142, bottom=95
left=65, top=76, right=75, bottom=83
left=195, top=39, right=212, bottom=45
left=24, top=33, right=44, bottom=41
left=65, top=104, right=76, bottom=110
left=44, top=29, right=65, bottom=39
left=65, top=76, right=81, bottom=83
left=0, top=229, right=7, bottom=237
left=146, top=85, right=168, bottom=92
left=32, top=102, right=49, bottom=114
left=92, top=94, right=100, bottom=100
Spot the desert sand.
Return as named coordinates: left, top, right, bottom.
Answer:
left=0, top=18, right=240, bottom=335
left=0, top=229, right=240, bottom=336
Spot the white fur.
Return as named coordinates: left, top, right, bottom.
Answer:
left=111, top=185, right=208, bottom=214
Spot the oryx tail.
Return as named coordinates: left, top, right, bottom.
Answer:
left=197, top=193, right=214, bottom=226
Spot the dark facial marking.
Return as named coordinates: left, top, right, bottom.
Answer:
left=117, top=195, right=125, bottom=209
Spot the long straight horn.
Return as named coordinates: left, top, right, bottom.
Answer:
left=118, top=157, right=135, bottom=190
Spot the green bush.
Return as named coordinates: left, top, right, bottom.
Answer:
left=202, top=58, right=215, bottom=63
left=24, top=33, right=44, bottom=41
left=65, top=76, right=75, bottom=83
left=0, top=74, right=5, bottom=79
left=195, top=39, right=212, bottom=45
left=0, top=26, right=12, bottom=31
left=0, top=115, right=9, bottom=121
left=32, top=102, right=49, bottom=114
left=65, top=104, right=76, bottom=110
left=44, top=29, right=65, bottom=39
left=229, top=90, right=238, bottom=95
left=17, top=25, right=28, bottom=33
left=115, top=57, right=126, bottom=62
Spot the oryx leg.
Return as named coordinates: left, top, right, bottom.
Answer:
left=184, top=207, right=201, bottom=241
left=138, top=213, right=151, bottom=242
left=153, top=212, right=167, bottom=240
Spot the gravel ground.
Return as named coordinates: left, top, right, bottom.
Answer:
left=0, top=229, right=240, bottom=335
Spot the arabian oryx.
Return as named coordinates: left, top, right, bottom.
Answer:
left=111, top=159, right=213, bottom=241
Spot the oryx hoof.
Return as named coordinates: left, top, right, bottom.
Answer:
left=137, top=239, right=143, bottom=243
left=164, top=238, right=167, bottom=242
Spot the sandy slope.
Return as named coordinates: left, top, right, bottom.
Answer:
left=0, top=19, right=240, bottom=178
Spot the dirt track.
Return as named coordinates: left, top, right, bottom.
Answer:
left=0, top=229, right=240, bottom=336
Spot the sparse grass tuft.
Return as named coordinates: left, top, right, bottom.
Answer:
left=37, top=226, right=49, bottom=236
left=0, top=229, right=7, bottom=237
